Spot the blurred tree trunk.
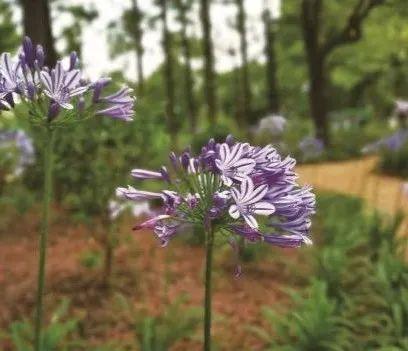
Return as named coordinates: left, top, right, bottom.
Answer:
left=236, top=0, right=252, bottom=127
left=159, top=0, right=178, bottom=146
left=175, top=0, right=197, bottom=134
left=301, top=0, right=329, bottom=144
left=21, top=0, right=57, bottom=67
left=200, top=0, right=218, bottom=125
left=131, top=0, right=145, bottom=95
left=262, top=6, right=279, bottom=114
left=301, top=0, right=385, bottom=146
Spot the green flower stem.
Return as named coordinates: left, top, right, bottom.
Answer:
left=34, top=126, right=55, bottom=351
left=204, top=224, right=214, bottom=351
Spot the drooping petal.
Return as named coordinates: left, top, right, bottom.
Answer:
left=234, top=158, right=256, bottom=176
left=133, top=215, right=171, bottom=230
left=242, top=183, right=268, bottom=205
left=263, top=234, right=305, bottom=248
left=228, top=205, right=240, bottom=219
left=239, top=177, right=253, bottom=201
left=242, top=214, right=258, bottom=229
left=252, top=201, right=275, bottom=216
left=131, top=168, right=163, bottom=180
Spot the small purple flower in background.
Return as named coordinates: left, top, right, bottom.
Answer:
left=118, top=135, right=315, bottom=252
left=0, top=129, right=35, bottom=177
left=299, top=136, right=324, bottom=161
left=256, top=114, right=287, bottom=136
left=361, top=129, right=408, bottom=154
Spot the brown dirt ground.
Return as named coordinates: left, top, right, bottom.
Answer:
left=0, top=206, right=308, bottom=351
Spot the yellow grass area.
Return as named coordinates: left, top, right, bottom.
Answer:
left=298, top=157, right=408, bottom=253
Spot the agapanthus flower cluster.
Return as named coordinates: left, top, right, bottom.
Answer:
left=256, top=114, right=287, bottom=136
left=117, top=136, right=315, bottom=252
left=361, top=129, right=408, bottom=155
left=0, top=37, right=134, bottom=124
left=299, top=136, right=324, bottom=161
left=0, top=129, right=35, bottom=176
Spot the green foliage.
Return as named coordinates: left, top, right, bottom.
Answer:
left=255, top=193, right=408, bottom=350
left=136, top=302, right=201, bottom=350
left=79, top=249, right=103, bottom=269
left=115, top=294, right=201, bottom=351
left=251, top=280, right=352, bottom=351
left=378, top=141, right=408, bottom=176
left=8, top=299, right=80, bottom=351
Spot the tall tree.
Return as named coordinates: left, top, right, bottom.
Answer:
left=21, top=0, right=57, bottom=67
left=174, top=0, right=198, bottom=133
left=131, top=0, right=145, bottom=94
left=158, top=0, right=178, bottom=145
left=200, top=0, right=218, bottom=125
left=235, top=0, right=252, bottom=126
left=262, top=4, right=279, bottom=113
left=301, top=0, right=385, bottom=145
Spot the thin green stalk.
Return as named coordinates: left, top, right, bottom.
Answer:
left=203, top=224, right=214, bottom=351
left=34, top=126, right=55, bottom=351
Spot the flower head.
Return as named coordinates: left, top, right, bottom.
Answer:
left=215, top=143, right=255, bottom=186
left=93, top=81, right=134, bottom=121
left=256, top=114, right=287, bottom=136
left=118, top=136, right=316, bottom=260
left=0, top=36, right=135, bottom=125
left=40, top=61, right=87, bottom=110
left=299, top=136, right=324, bottom=161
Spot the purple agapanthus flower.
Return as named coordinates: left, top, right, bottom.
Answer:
left=228, top=177, right=275, bottom=229
left=92, top=80, right=135, bottom=121
left=299, top=136, right=324, bottom=161
left=215, top=142, right=255, bottom=186
left=256, top=114, right=287, bottom=136
left=0, top=53, right=22, bottom=98
left=361, top=129, right=408, bottom=154
left=0, top=36, right=135, bottom=124
left=118, top=136, right=316, bottom=262
left=40, top=61, right=87, bottom=109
